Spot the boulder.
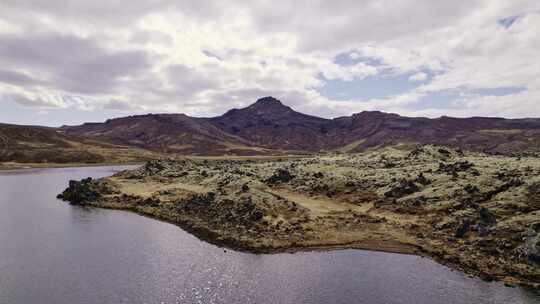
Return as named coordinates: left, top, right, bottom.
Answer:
left=384, top=179, right=420, bottom=198
left=455, top=219, right=471, bottom=238
left=515, top=230, right=540, bottom=262
left=265, top=168, right=294, bottom=184
left=479, top=207, right=497, bottom=225
left=438, top=161, right=475, bottom=175
left=57, top=177, right=110, bottom=205
left=414, top=173, right=431, bottom=185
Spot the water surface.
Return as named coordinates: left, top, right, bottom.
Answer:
left=0, top=166, right=538, bottom=304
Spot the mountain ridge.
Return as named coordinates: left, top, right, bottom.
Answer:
left=62, top=96, right=540, bottom=155
left=2, top=96, right=540, bottom=163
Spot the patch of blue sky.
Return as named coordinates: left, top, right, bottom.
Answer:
left=470, top=86, right=526, bottom=96
left=498, top=15, right=522, bottom=28
left=407, top=90, right=465, bottom=111
left=407, top=86, right=527, bottom=111
left=333, top=52, right=384, bottom=67
left=321, top=51, right=438, bottom=101
left=324, top=51, right=526, bottom=106
left=317, top=69, right=435, bottom=101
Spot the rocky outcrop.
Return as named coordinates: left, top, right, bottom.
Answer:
left=437, top=161, right=476, bottom=175
left=265, top=168, right=295, bottom=185
left=178, top=192, right=266, bottom=227
left=384, top=179, right=420, bottom=198
left=515, top=226, right=540, bottom=263
left=57, top=177, right=116, bottom=205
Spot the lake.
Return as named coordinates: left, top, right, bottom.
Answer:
left=0, top=166, right=538, bottom=304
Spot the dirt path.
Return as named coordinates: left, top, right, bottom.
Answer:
left=268, top=188, right=370, bottom=216
left=268, top=188, right=420, bottom=227
left=369, top=209, right=419, bottom=225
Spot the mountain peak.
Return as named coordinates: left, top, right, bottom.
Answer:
left=219, top=96, right=293, bottom=119
left=354, top=110, right=401, bottom=119
left=248, top=96, right=288, bottom=110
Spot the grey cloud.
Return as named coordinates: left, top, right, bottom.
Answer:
left=248, top=0, right=482, bottom=51
left=211, top=88, right=273, bottom=103
left=2, top=93, right=52, bottom=107
left=1, top=0, right=538, bottom=122
left=0, top=0, right=226, bottom=28
left=0, top=69, right=44, bottom=86
left=109, top=64, right=220, bottom=111
left=130, top=30, right=174, bottom=46
left=0, top=32, right=152, bottom=94
left=1, top=0, right=157, bottom=23
left=57, top=50, right=151, bottom=94
left=103, top=99, right=139, bottom=111
left=202, top=50, right=223, bottom=61
left=165, top=64, right=219, bottom=98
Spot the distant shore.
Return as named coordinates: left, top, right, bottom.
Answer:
left=0, top=162, right=143, bottom=171
left=0, top=155, right=311, bottom=171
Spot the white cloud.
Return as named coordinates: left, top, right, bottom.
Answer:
left=349, top=52, right=361, bottom=60
left=0, top=0, right=539, bottom=124
left=409, top=72, right=428, bottom=82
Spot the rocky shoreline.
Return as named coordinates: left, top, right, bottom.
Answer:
left=58, top=145, right=540, bottom=287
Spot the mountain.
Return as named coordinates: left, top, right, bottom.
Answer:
left=329, top=112, right=540, bottom=154
left=209, top=97, right=330, bottom=151
left=56, top=96, right=540, bottom=155
left=63, top=113, right=261, bottom=155
left=2, top=96, right=540, bottom=164
left=0, top=123, right=158, bottom=164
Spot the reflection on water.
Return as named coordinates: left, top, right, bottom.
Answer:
left=0, top=166, right=538, bottom=304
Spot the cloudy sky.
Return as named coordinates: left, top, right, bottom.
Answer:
left=1, top=1, right=539, bottom=126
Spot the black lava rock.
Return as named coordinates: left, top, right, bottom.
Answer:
left=265, top=168, right=295, bottom=184
left=57, top=177, right=101, bottom=205
left=455, top=219, right=471, bottom=238
left=384, top=179, right=420, bottom=198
